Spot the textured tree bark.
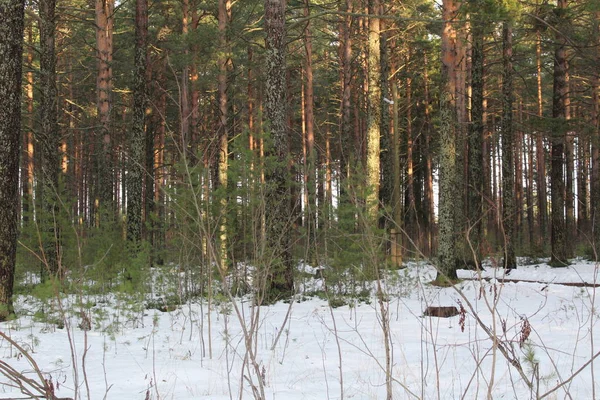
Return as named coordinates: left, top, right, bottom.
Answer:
left=467, top=19, right=484, bottom=265
left=366, top=0, right=381, bottom=222
left=40, top=0, right=60, bottom=275
left=339, top=0, right=353, bottom=177
left=303, top=0, right=316, bottom=241
left=217, top=0, right=231, bottom=269
left=550, top=0, right=569, bottom=267
left=95, top=0, right=114, bottom=216
left=437, top=0, right=460, bottom=280
left=22, top=22, right=34, bottom=223
left=0, top=0, right=25, bottom=319
left=264, top=0, right=293, bottom=299
left=501, top=22, right=516, bottom=270
left=126, top=0, right=148, bottom=244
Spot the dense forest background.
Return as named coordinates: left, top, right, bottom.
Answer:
left=1, top=0, right=600, bottom=317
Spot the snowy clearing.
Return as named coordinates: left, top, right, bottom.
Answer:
left=0, top=259, right=599, bottom=399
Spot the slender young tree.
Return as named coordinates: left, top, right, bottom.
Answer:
left=126, top=0, right=148, bottom=244
left=0, top=0, right=25, bottom=319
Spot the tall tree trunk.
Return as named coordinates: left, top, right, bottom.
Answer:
left=501, top=21, right=516, bottom=270
left=526, top=134, right=535, bottom=249
left=390, top=73, right=402, bottom=266
left=592, top=11, right=600, bottom=259
left=467, top=18, right=484, bottom=265
left=339, top=0, right=353, bottom=177
left=180, top=0, right=191, bottom=158
left=550, top=0, right=569, bottom=266
left=406, top=67, right=416, bottom=239
left=264, top=0, right=293, bottom=299
left=366, top=0, right=381, bottom=222
left=303, top=0, right=316, bottom=242
left=438, top=0, right=460, bottom=280
left=40, top=0, right=60, bottom=275
left=535, top=29, right=548, bottom=247
left=0, top=0, right=25, bottom=319
left=217, top=0, right=231, bottom=269
left=22, top=22, right=34, bottom=223
left=126, top=0, right=148, bottom=244
left=564, top=79, right=574, bottom=256
left=515, top=102, right=523, bottom=242
left=577, top=133, right=589, bottom=237
left=423, top=53, right=435, bottom=257
left=95, top=0, right=114, bottom=216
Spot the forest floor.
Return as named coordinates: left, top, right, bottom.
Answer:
left=0, top=258, right=598, bottom=399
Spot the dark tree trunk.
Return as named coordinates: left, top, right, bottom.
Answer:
left=592, top=11, right=600, bottom=260
left=535, top=30, right=548, bottom=247
left=467, top=19, right=484, bottom=265
left=501, top=22, right=516, bottom=270
left=127, top=0, right=148, bottom=244
left=0, top=0, right=25, bottom=319
left=550, top=0, right=569, bottom=267
left=264, top=0, right=293, bottom=299
left=39, top=0, right=60, bottom=275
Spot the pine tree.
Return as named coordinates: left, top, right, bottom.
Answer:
left=0, top=0, right=25, bottom=319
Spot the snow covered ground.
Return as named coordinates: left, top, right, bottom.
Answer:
left=0, top=259, right=599, bottom=399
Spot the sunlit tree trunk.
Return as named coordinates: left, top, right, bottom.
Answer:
left=303, top=0, right=317, bottom=243
left=217, top=0, right=231, bottom=269
left=22, top=22, right=35, bottom=223
left=339, top=0, right=353, bottom=178
left=438, top=0, right=460, bottom=280
left=366, top=0, right=381, bottom=222
left=95, top=0, right=114, bottom=217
